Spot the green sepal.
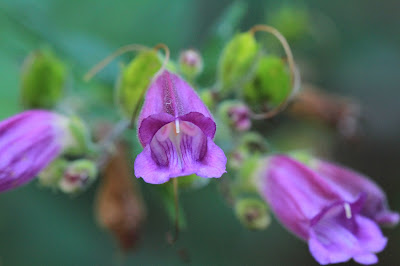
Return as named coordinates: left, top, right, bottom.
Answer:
left=116, top=50, right=162, bottom=118
left=218, top=32, right=258, bottom=94
left=38, top=158, right=68, bottom=188
left=244, top=55, right=290, bottom=110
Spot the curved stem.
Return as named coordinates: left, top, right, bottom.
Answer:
left=84, top=44, right=151, bottom=82
left=249, top=24, right=301, bottom=120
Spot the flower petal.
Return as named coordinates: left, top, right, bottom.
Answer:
left=315, top=159, right=399, bottom=227
left=134, top=121, right=225, bottom=184
left=195, top=137, right=227, bottom=178
left=309, top=200, right=387, bottom=265
left=260, top=155, right=343, bottom=239
left=137, top=70, right=213, bottom=140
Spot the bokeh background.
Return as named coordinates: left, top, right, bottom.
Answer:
left=0, top=0, right=399, bottom=265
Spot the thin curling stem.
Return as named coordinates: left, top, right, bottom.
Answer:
left=249, top=24, right=301, bottom=120
left=84, top=44, right=151, bottom=82
left=129, top=43, right=171, bottom=128
left=153, top=43, right=170, bottom=74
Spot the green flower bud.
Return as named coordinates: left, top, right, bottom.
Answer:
left=239, top=132, right=269, bottom=154
left=116, top=50, right=162, bottom=118
left=229, top=132, right=268, bottom=170
left=236, top=156, right=262, bottom=193
left=235, top=197, right=270, bottom=230
left=38, top=158, right=68, bottom=188
left=179, top=49, right=203, bottom=80
left=199, top=89, right=216, bottom=110
left=178, top=174, right=210, bottom=190
left=63, top=116, right=94, bottom=157
left=59, top=159, right=97, bottom=194
left=244, top=55, right=290, bottom=111
left=20, top=48, right=67, bottom=109
left=218, top=32, right=258, bottom=94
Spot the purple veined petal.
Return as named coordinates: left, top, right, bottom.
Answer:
left=0, top=110, right=68, bottom=193
left=134, top=120, right=226, bottom=184
left=137, top=70, right=214, bottom=145
left=315, top=159, right=399, bottom=227
left=259, top=155, right=345, bottom=239
left=308, top=196, right=387, bottom=265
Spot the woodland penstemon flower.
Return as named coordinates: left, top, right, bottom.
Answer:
left=258, top=155, right=398, bottom=265
left=134, top=70, right=227, bottom=184
left=0, top=110, right=78, bottom=192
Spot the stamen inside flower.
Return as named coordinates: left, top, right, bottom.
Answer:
left=175, top=119, right=180, bottom=134
left=344, top=202, right=352, bottom=219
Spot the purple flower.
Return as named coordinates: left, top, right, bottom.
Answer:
left=0, top=110, right=70, bottom=192
left=259, top=155, right=394, bottom=265
left=134, top=70, right=226, bottom=184
left=227, top=104, right=251, bottom=131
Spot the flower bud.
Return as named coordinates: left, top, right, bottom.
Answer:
left=235, top=197, right=270, bottom=230
left=244, top=55, right=291, bottom=111
left=218, top=32, right=258, bottom=94
left=116, top=50, right=162, bottom=118
left=38, top=159, right=68, bottom=188
left=218, top=100, right=251, bottom=132
left=179, top=49, right=203, bottom=80
left=199, top=89, right=216, bottom=110
left=229, top=132, right=268, bottom=170
left=20, top=48, right=66, bottom=109
left=59, top=159, right=97, bottom=194
left=63, top=116, right=94, bottom=157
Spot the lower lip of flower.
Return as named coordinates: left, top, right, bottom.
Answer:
left=150, top=119, right=206, bottom=169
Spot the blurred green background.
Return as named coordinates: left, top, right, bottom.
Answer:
left=0, top=0, right=399, bottom=265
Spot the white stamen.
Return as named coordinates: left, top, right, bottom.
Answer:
left=175, top=119, right=180, bottom=134
left=344, top=203, right=352, bottom=219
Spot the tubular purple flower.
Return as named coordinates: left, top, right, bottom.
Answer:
left=258, top=155, right=392, bottom=265
left=134, top=70, right=227, bottom=184
left=0, top=110, right=72, bottom=192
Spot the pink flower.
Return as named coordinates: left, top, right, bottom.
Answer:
left=134, top=70, right=226, bottom=184
left=258, top=155, right=397, bottom=265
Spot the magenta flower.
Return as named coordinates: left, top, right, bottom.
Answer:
left=134, top=70, right=226, bottom=184
left=259, top=155, right=395, bottom=265
left=0, top=110, right=70, bottom=192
